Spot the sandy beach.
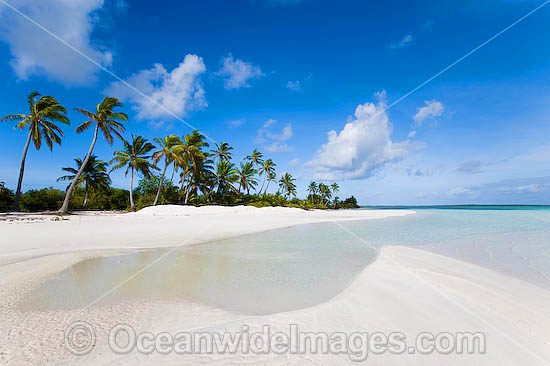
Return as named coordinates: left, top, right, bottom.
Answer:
left=1, top=206, right=550, bottom=365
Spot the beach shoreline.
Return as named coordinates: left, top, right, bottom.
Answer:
left=2, top=206, right=550, bottom=365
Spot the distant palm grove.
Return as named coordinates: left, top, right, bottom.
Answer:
left=0, top=93, right=359, bottom=212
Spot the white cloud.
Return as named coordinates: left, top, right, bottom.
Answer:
left=105, top=54, right=207, bottom=120
left=289, top=158, right=300, bottom=168
left=0, top=0, right=114, bottom=85
left=256, top=118, right=294, bottom=153
left=413, top=99, right=444, bottom=126
left=390, top=34, right=414, bottom=49
left=226, top=118, right=244, bottom=128
left=286, top=80, right=301, bottom=91
left=216, top=55, right=264, bottom=90
left=308, top=91, right=411, bottom=180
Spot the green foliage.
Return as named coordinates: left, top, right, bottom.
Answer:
left=335, top=196, right=360, bottom=209
left=0, top=186, right=14, bottom=212
left=20, top=188, right=65, bottom=211
left=135, top=175, right=178, bottom=208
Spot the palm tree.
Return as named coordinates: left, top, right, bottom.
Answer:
left=110, top=135, right=157, bottom=210
left=178, top=130, right=209, bottom=203
left=152, top=135, right=182, bottom=206
left=278, top=173, right=297, bottom=199
left=331, top=182, right=340, bottom=205
left=1, top=92, right=69, bottom=211
left=318, top=183, right=332, bottom=206
left=308, top=181, right=318, bottom=204
left=246, top=149, right=264, bottom=167
left=258, top=158, right=276, bottom=194
left=212, top=142, right=233, bottom=163
left=214, top=159, right=239, bottom=196
left=58, top=97, right=127, bottom=213
left=57, top=155, right=111, bottom=208
left=237, top=161, right=258, bottom=194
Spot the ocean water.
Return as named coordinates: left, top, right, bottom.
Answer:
left=16, top=208, right=550, bottom=314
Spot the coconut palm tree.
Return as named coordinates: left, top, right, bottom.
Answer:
left=237, top=161, right=258, bottom=194
left=57, top=155, right=111, bottom=208
left=212, top=142, right=233, bottom=163
left=318, top=183, right=332, bottom=206
left=331, top=182, right=340, bottom=205
left=258, top=158, right=276, bottom=194
left=214, top=159, right=239, bottom=195
left=278, top=173, right=297, bottom=199
left=110, top=135, right=157, bottom=211
left=152, top=135, right=182, bottom=206
left=58, top=97, right=127, bottom=213
left=178, top=130, right=209, bottom=203
left=1, top=92, right=69, bottom=211
left=246, top=149, right=264, bottom=167
left=308, top=181, right=318, bottom=204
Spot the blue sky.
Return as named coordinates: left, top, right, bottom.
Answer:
left=0, top=0, right=549, bottom=204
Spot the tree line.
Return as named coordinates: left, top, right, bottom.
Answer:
left=1, top=92, right=359, bottom=212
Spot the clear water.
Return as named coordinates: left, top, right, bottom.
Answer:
left=17, top=209, right=550, bottom=314
left=17, top=224, right=378, bottom=314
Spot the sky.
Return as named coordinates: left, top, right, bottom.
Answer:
left=0, top=0, right=549, bottom=205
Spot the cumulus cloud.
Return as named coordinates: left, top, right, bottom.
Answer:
left=216, top=55, right=264, bottom=90
left=413, top=99, right=444, bottom=126
left=105, top=54, right=207, bottom=120
left=0, top=0, right=114, bottom=85
left=256, top=118, right=294, bottom=153
left=308, top=91, right=411, bottom=180
left=286, top=80, right=301, bottom=91
left=390, top=34, right=414, bottom=49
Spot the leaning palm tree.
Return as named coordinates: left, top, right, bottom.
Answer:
left=58, top=97, right=127, bottom=213
left=308, top=181, right=318, bottom=204
left=152, top=135, right=182, bottom=206
left=1, top=92, right=69, bottom=211
left=237, top=161, right=258, bottom=194
left=57, top=155, right=111, bottom=208
left=212, top=142, right=233, bottom=163
left=258, top=158, right=276, bottom=194
left=110, top=135, right=157, bottom=210
left=278, top=172, right=297, bottom=199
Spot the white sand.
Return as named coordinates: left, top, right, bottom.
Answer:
left=1, top=205, right=549, bottom=365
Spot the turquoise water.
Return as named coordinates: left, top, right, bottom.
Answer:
left=17, top=209, right=550, bottom=314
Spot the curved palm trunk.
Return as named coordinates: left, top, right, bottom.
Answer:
left=153, top=160, right=168, bottom=206
left=82, top=183, right=89, bottom=208
left=264, top=180, right=271, bottom=196
left=129, top=167, right=135, bottom=211
left=58, top=125, right=99, bottom=213
left=13, top=129, right=32, bottom=211
left=259, top=174, right=266, bottom=195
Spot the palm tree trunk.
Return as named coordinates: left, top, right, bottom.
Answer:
left=259, top=174, right=266, bottom=195
left=58, top=125, right=99, bottom=213
left=153, top=161, right=168, bottom=206
left=264, top=180, right=271, bottom=196
left=13, top=129, right=32, bottom=211
left=184, top=186, right=191, bottom=204
left=82, top=183, right=89, bottom=208
left=129, top=167, right=135, bottom=211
